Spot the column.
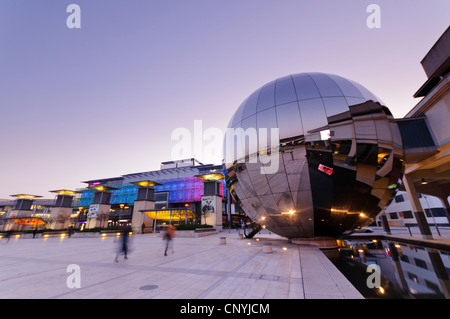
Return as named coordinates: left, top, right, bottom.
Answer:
left=435, top=192, right=450, bottom=225
left=402, top=174, right=433, bottom=240
left=388, top=243, right=409, bottom=294
left=48, top=191, right=77, bottom=230
left=131, top=186, right=155, bottom=233
left=201, top=180, right=223, bottom=230
left=87, top=190, right=112, bottom=229
left=10, top=198, right=33, bottom=231
left=427, top=250, right=450, bottom=298
left=380, top=213, right=391, bottom=235
left=226, top=189, right=232, bottom=228
left=14, top=198, right=34, bottom=218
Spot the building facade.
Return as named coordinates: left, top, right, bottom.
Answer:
left=385, top=26, right=450, bottom=238
left=380, top=191, right=449, bottom=227
left=0, top=159, right=248, bottom=231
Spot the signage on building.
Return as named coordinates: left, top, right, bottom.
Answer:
left=87, top=204, right=99, bottom=218
left=201, top=195, right=216, bottom=215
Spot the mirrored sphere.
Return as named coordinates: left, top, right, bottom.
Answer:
left=224, top=73, right=404, bottom=238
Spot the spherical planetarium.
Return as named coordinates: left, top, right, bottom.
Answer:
left=224, top=72, right=404, bottom=239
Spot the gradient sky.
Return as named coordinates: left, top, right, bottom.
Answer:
left=0, top=0, right=449, bottom=199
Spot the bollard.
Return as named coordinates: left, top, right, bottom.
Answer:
left=262, top=243, right=272, bottom=253
left=220, top=237, right=226, bottom=245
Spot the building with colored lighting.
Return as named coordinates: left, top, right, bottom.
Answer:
left=1, top=28, right=448, bottom=239
left=0, top=159, right=248, bottom=231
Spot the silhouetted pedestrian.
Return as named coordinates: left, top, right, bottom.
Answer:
left=163, top=225, right=176, bottom=256
left=32, top=227, right=38, bottom=239
left=68, top=226, right=74, bottom=238
left=4, top=230, right=12, bottom=243
left=115, top=227, right=130, bottom=262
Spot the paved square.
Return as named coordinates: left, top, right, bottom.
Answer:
left=0, top=231, right=362, bottom=299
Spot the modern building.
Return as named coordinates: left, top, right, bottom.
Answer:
left=0, top=158, right=249, bottom=232
left=0, top=196, right=56, bottom=231
left=380, top=191, right=449, bottom=227
left=379, top=26, right=450, bottom=238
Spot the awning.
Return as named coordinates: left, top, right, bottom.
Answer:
left=141, top=209, right=195, bottom=221
left=9, top=217, right=47, bottom=226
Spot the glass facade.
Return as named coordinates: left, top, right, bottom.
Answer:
left=77, top=176, right=225, bottom=207
left=397, top=118, right=435, bottom=149
left=225, top=72, right=404, bottom=238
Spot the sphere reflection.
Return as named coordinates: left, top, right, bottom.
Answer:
left=224, top=73, right=403, bottom=238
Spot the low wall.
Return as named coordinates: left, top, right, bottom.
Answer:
left=2, top=229, right=220, bottom=239
left=157, top=229, right=219, bottom=238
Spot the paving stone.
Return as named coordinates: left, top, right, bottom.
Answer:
left=0, top=231, right=363, bottom=299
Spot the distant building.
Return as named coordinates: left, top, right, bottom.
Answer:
left=380, top=191, right=449, bottom=227
left=0, top=159, right=248, bottom=231
left=384, top=26, right=450, bottom=236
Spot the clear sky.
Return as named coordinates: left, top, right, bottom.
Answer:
left=0, top=0, right=449, bottom=199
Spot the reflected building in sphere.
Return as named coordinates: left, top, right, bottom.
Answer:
left=224, top=73, right=404, bottom=239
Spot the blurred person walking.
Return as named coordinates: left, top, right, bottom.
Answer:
left=115, top=227, right=131, bottom=262
left=163, top=225, right=176, bottom=256
left=4, top=230, right=12, bottom=243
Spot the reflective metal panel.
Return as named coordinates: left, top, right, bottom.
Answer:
left=322, top=97, right=350, bottom=117
left=276, top=101, right=304, bottom=139
left=349, top=79, right=383, bottom=104
left=309, top=73, right=344, bottom=97
left=328, top=74, right=365, bottom=98
left=242, top=90, right=259, bottom=120
left=225, top=72, right=404, bottom=239
left=231, top=99, right=246, bottom=127
left=292, top=74, right=321, bottom=100
left=256, top=81, right=276, bottom=112
left=298, top=98, right=328, bottom=135
left=275, top=77, right=297, bottom=105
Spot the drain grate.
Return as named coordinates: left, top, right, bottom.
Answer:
left=139, top=285, right=158, bottom=291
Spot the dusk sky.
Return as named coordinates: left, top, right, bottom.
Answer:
left=0, top=0, right=449, bottom=199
